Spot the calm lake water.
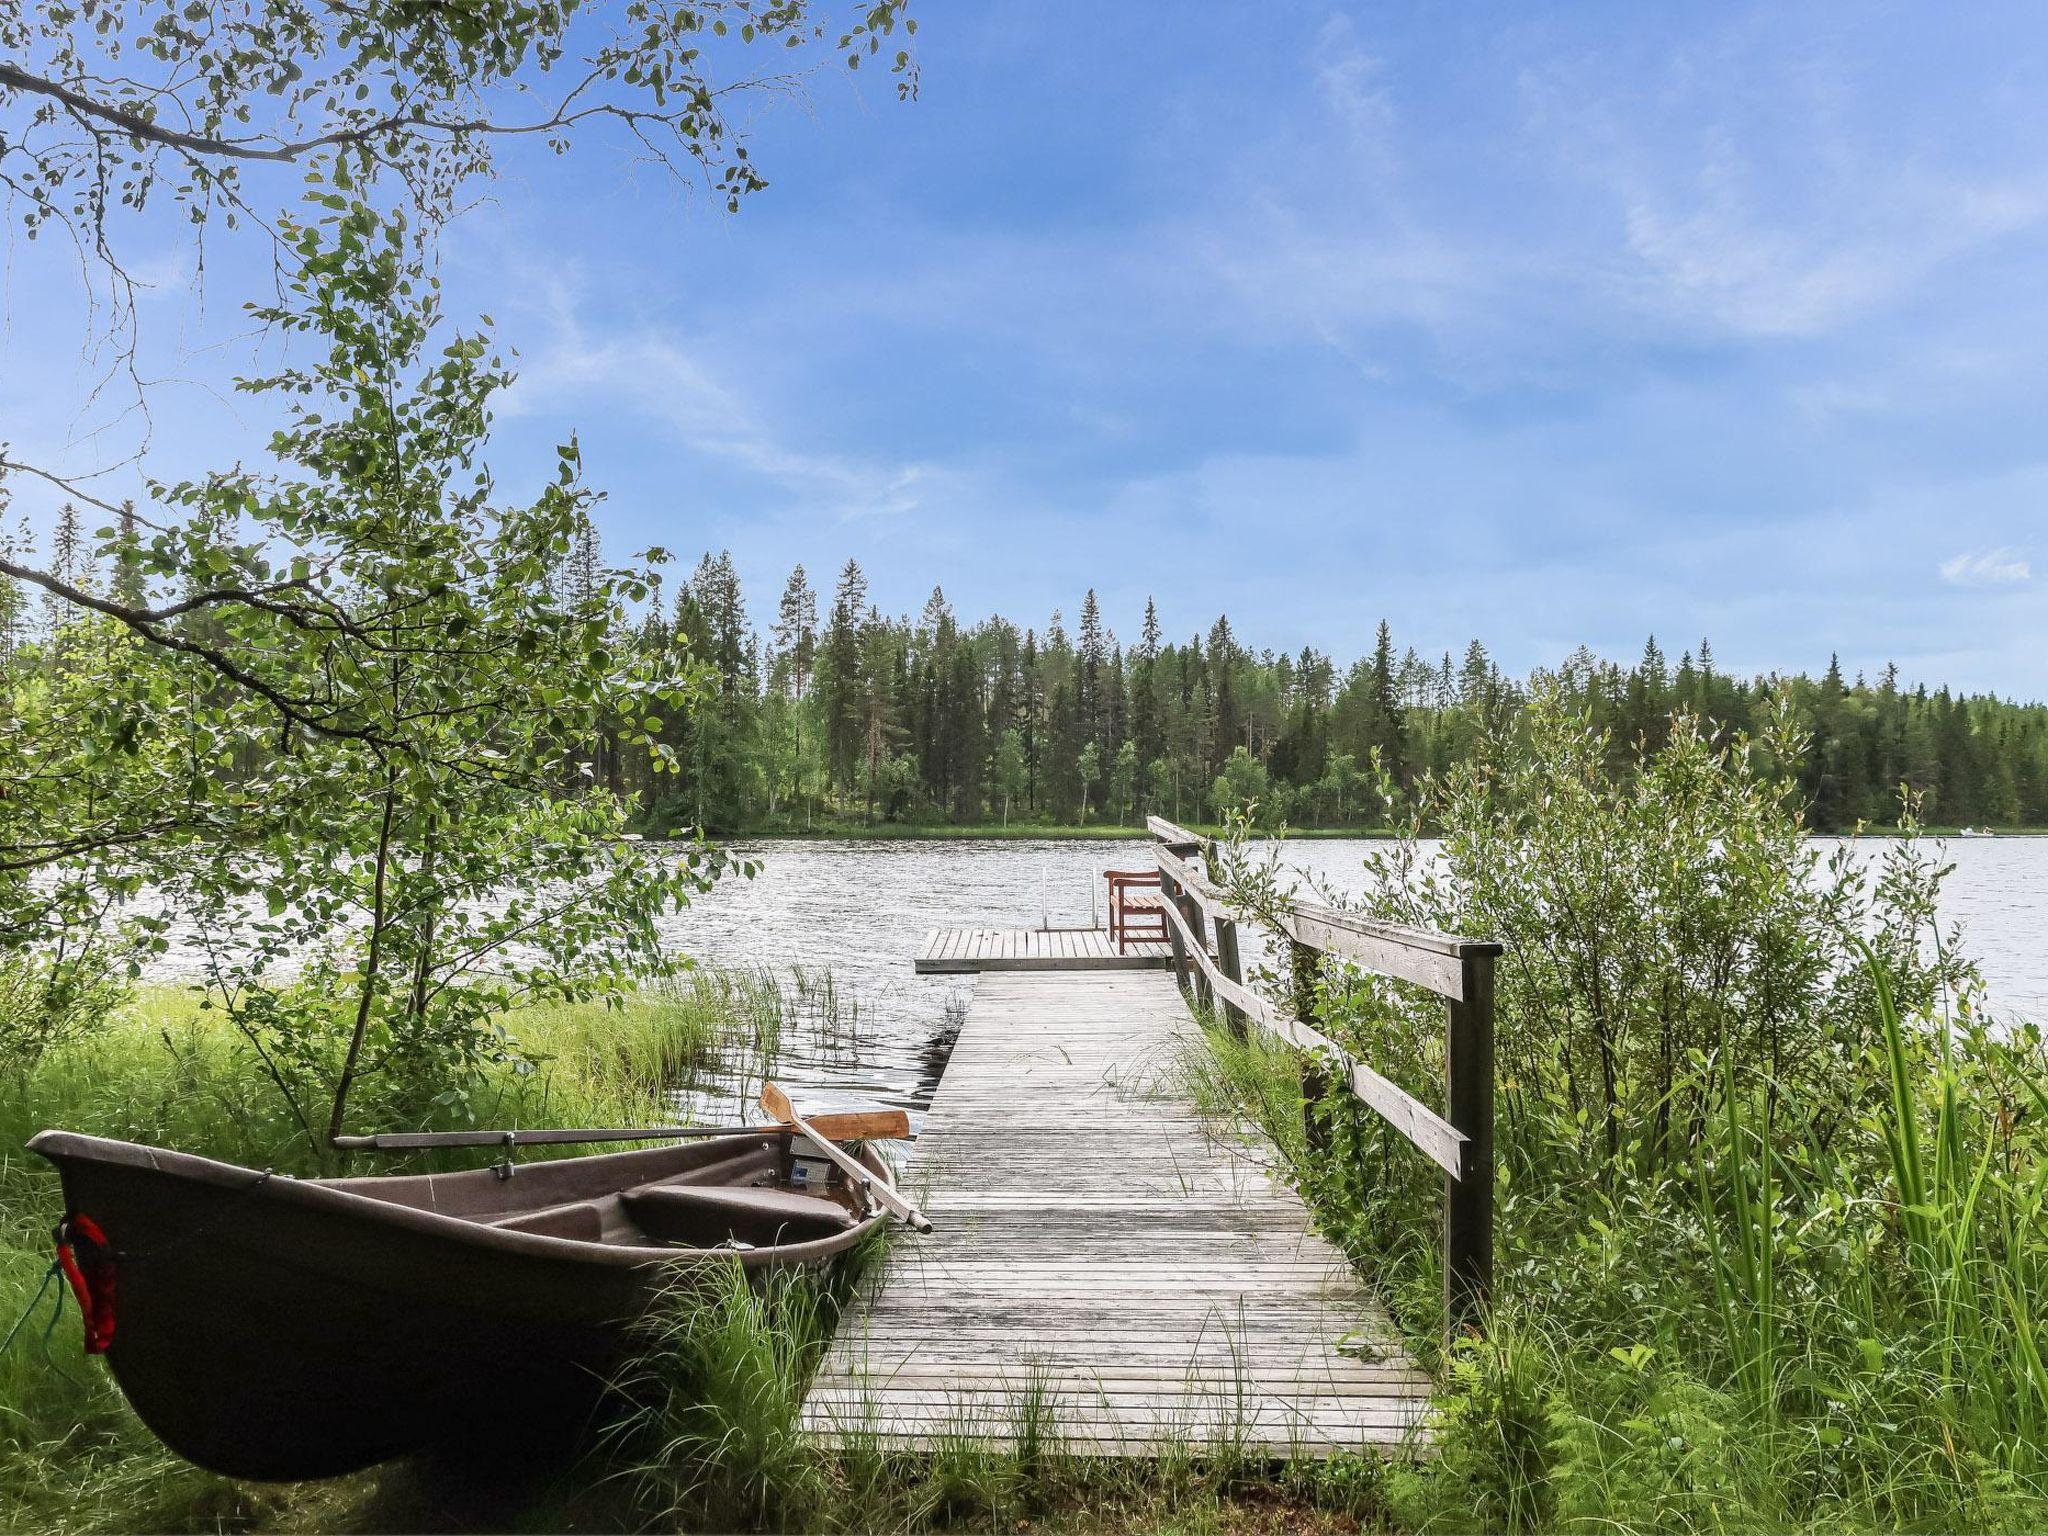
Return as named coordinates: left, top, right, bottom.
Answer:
left=135, top=836, right=2048, bottom=1130
left=636, top=835, right=2048, bottom=1128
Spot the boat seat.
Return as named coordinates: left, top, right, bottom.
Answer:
left=622, top=1183, right=856, bottom=1248
left=488, top=1201, right=606, bottom=1242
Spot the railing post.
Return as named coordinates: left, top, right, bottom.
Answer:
left=1180, top=884, right=1213, bottom=1013
left=1290, top=941, right=1333, bottom=1158
left=1444, top=948, right=1495, bottom=1340
left=1212, top=915, right=1247, bottom=1040
left=1159, top=866, right=1194, bottom=1000
left=1157, top=838, right=1212, bottom=1011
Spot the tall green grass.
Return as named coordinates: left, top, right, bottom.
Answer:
left=0, top=974, right=768, bottom=1534
left=611, top=1261, right=840, bottom=1530
left=1181, top=948, right=2048, bottom=1534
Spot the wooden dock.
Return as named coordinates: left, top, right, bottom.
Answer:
left=802, top=968, right=1432, bottom=1457
left=914, top=926, right=1171, bottom=973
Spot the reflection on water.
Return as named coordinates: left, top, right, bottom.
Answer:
left=136, top=835, right=2048, bottom=1128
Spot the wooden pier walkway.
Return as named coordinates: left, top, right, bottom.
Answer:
left=802, top=968, right=1433, bottom=1456
left=913, top=925, right=1170, bottom=973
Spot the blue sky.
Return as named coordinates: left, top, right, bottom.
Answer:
left=7, top=3, right=2048, bottom=692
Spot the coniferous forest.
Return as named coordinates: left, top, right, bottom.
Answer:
left=9, top=515, right=2046, bottom=835
left=615, top=543, right=2048, bottom=834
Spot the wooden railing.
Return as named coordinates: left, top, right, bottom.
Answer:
left=1146, top=816, right=1501, bottom=1338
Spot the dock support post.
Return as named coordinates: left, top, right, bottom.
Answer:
left=1159, top=839, right=1211, bottom=1012
left=1444, top=949, right=1495, bottom=1340
left=1213, top=915, right=1248, bottom=1040
left=1290, top=941, right=1333, bottom=1158
left=1160, top=869, right=1193, bottom=999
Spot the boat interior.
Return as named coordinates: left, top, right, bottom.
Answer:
left=321, top=1131, right=869, bottom=1251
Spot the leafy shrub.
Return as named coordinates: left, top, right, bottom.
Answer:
left=1206, top=678, right=2048, bottom=1531
left=0, top=949, right=126, bottom=1071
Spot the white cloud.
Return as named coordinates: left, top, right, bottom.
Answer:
left=1311, top=14, right=1398, bottom=175
left=1616, top=171, right=2046, bottom=339
left=1940, top=548, right=2032, bottom=587
left=1513, top=26, right=2048, bottom=342
left=497, top=275, right=935, bottom=521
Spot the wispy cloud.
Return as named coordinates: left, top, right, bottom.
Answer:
left=1514, top=23, right=2048, bottom=342
left=497, top=272, right=935, bottom=521
left=1616, top=170, right=2046, bottom=339
left=1940, top=548, right=2032, bottom=587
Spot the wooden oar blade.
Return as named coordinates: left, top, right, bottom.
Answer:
left=804, top=1108, right=911, bottom=1142
left=759, top=1082, right=931, bottom=1234
left=758, top=1084, right=908, bottom=1142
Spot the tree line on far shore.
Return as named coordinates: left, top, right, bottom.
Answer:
left=10, top=520, right=2047, bottom=834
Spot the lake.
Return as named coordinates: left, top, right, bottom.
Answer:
left=636, top=835, right=2048, bottom=1127
left=133, top=835, right=2048, bottom=1130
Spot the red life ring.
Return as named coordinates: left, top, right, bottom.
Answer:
left=55, top=1214, right=116, bottom=1354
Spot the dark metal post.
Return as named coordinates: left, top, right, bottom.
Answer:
left=1290, top=940, right=1333, bottom=1157
left=1444, top=948, right=1496, bottom=1340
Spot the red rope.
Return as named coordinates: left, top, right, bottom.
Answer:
left=54, top=1214, right=116, bottom=1354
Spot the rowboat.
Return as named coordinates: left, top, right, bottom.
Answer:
left=29, top=1115, right=908, bottom=1481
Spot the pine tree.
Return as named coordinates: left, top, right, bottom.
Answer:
left=818, top=560, right=868, bottom=795
left=1207, top=614, right=1240, bottom=772
left=42, top=503, right=89, bottom=643
left=1459, top=638, right=1492, bottom=707
left=1130, top=597, right=1164, bottom=792
left=773, top=565, right=818, bottom=699
left=1077, top=588, right=1107, bottom=751
left=564, top=520, right=602, bottom=611
left=0, top=517, right=27, bottom=677
left=1368, top=619, right=1405, bottom=780
left=110, top=503, right=146, bottom=607
left=768, top=565, right=818, bottom=821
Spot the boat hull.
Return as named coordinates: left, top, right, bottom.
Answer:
left=29, top=1130, right=883, bottom=1480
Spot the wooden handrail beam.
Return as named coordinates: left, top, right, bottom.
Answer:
left=1143, top=809, right=1500, bottom=1336
left=1153, top=845, right=1243, bottom=924
left=1288, top=901, right=1502, bottom=962
left=1156, top=891, right=1467, bottom=1180
left=1146, top=814, right=1209, bottom=851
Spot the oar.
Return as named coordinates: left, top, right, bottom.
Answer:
left=761, top=1082, right=933, bottom=1234
left=331, top=1107, right=910, bottom=1154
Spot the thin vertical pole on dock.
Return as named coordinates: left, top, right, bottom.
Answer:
left=1444, top=949, right=1495, bottom=1339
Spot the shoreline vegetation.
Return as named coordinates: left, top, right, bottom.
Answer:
left=1182, top=701, right=2048, bottom=1534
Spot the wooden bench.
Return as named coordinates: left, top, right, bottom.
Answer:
left=1105, top=869, right=1167, bottom=953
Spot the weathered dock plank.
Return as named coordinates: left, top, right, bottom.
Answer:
left=913, top=926, right=1171, bottom=973
left=803, top=969, right=1431, bottom=1457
